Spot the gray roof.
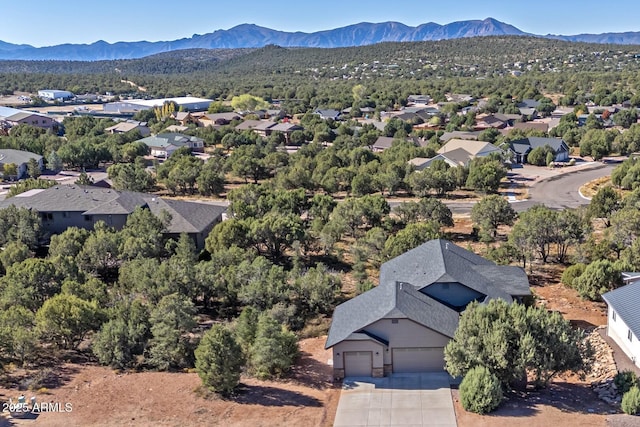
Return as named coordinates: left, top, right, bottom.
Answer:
left=517, top=99, right=541, bottom=109
left=509, top=137, right=568, bottom=155
left=372, top=136, right=395, bottom=150
left=203, top=112, right=241, bottom=122
left=0, top=185, right=226, bottom=234
left=325, top=281, right=461, bottom=348
left=270, top=123, right=302, bottom=132
left=380, top=239, right=529, bottom=298
left=602, top=280, right=640, bottom=340
left=0, top=149, right=43, bottom=165
left=438, top=131, right=481, bottom=143
left=235, top=120, right=263, bottom=131
left=326, top=239, right=530, bottom=349
left=137, top=133, right=203, bottom=149
left=315, top=109, right=341, bottom=119
left=518, top=107, right=537, bottom=116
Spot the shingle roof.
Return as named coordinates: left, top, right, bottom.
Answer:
left=234, top=120, right=263, bottom=131
left=438, top=131, right=481, bottom=143
left=517, top=99, right=541, bottom=109
left=326, top=239, right=530, bottom=349
left=325, top=281, right=461, bottom=348
left=0, top=149, right=42, bottom=165
left=509, top=137, right=568, bottom=155
left=437, top=139, right=501, bottom=157
left=270, top=123, right=302, bottom=132
left=602, top=281, right=640, bottom=340
left=137, top=133, right=203, bottom=149
left=372, top=136, right=395, bottom=150
left=0, top=185, right=226, bottom=234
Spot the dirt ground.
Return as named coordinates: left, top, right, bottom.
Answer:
left=0, top=337, right=340, bottom=427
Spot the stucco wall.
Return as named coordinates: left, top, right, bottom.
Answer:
left=364, top=318, right=451, bottom=365
left=607, top=305, right=640, bottom=368
left=332, top=340, right=384, bottom=370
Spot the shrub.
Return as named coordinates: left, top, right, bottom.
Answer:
left=459, top=366, right=503, bottom=414
left=195, top=325, right=244, bottom=396
left=621, top=385, right=640, bottom=415
left=561, top=263, right=587, bottom=288
left=615, top=370, right=639, bottom=394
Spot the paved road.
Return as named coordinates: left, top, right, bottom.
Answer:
left=513, top=163, right=615, bottom=212
left=389, top=163, right=616, bottom=215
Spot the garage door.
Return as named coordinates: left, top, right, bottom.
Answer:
left=344, top=351, right=372, bottom=377
left=392, top=347, right=445, bottom=373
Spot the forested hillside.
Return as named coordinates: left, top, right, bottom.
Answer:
left=1, top=36, right=640, bottom=111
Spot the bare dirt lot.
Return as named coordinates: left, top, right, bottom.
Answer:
left=0, top=337, right=339, bottom=427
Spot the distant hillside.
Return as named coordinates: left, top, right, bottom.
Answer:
left=5, top=17, right=636, bottom=61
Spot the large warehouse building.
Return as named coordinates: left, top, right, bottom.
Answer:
left=103, top=97, right=213, bottom=114
left=38, top=90, right=74, bottom=100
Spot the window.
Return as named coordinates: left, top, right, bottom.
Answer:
left=391, top=319, right=399, bottom=324
left=629, top=329, right=633, bottom=342
left=613, top=311, right=616, bottom=321
left=84, top=215, right=93, bottom=221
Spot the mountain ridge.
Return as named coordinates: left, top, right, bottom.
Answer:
left=0, top=17, right=638, bottom=61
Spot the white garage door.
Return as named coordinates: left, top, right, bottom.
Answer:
left=344, top=351, right=373, bottom=377
left=392, top=347, right=445, bottom=373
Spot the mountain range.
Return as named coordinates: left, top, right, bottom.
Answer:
left=2, top=18, right=640, bottom=61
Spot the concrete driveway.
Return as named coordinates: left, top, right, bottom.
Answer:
left=333, top=372, right=457, bottom=427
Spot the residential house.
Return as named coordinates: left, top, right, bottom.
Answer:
left=372, top=136, right=426, bottom=153
left=234, top=120, right=264, bottom=132
left=137, top=133, right=205, bottom=158
left=407, top=95, right=432, bottom=105
left=508, top=137, right=570, bottom=163
left=517, top=99, right=541, bottom=109
left=602, top=273, right=640, bottom=369
left=315, top=109, right=342, bottom=121
left=252, top=121, right=277, bottom=137
left=0, top=149, right=43, bottom=179
left=198, top=112, right=242, bottom=127
left=163, top=125, right=189, bottom=133
left=371, top=136, right=395, bottom=152
left=105, top=121, right=150, bottom=137
left=0, top=185, right=226, bottom=250
left=494, top=113, right=522, bottom=126
left=172, top=112, right=198, bottom=126
left=0, top=106, right=57, bottom=132
left=511, top=122, right=549, bottom=133
left=438, top=131, right=481, bottom=143
left=325, top=239, right=530, bottom=378
left=437, top=138, right=502, bottom=164
left=446, top=94, right=475, bottom=103
left=408, top=155, right=461, bottom=171
left=269, top=122, right=304, bottom=143
left=474, top=114, right=507, bottom=130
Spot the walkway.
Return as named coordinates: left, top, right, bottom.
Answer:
left=333, top=372, right=457, bottom=427
left=599, top=328, right=640, bottom=376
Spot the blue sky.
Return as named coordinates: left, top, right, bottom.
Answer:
left=3, top=0, right=640, bottom=47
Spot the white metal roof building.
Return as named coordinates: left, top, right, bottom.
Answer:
left=38, top=90, right=74, bottom=100
left=103, top=97, right=214, bottom=113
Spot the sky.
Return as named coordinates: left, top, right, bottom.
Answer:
left=2, top=0, right=640, bottom=47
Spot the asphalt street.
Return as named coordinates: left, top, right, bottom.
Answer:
left=513, top=163, right=615, bottom=212
left=389, top=163, right=616, bottom=215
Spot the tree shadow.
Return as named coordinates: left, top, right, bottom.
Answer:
left=3, top=363, right=81, bottom=392
left=288, top=351, right=334, bottom=390
left=570, top=319, right=597, bottom=330
left=232, top=384, right=322, bottom=407
left=489, top=382, right=615, bottom=418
